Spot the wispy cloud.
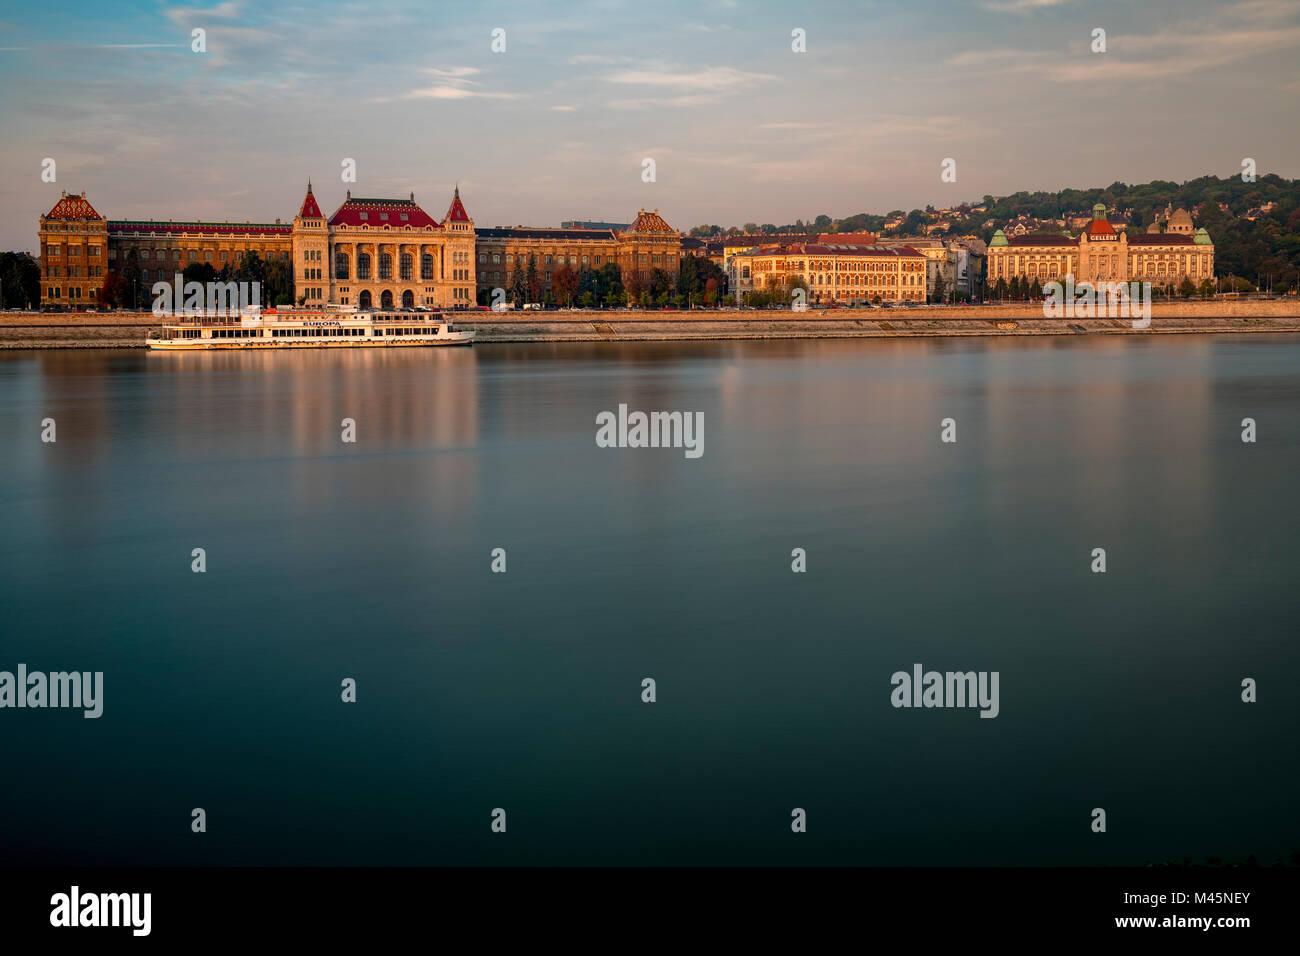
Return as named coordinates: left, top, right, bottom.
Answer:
left=397, top=65, right=522, bottom=101
left=163, top=1, right=243, bottom=26
left=980, top=0, right=1071, bottom=12
left=607, top=65, right=774, bottom=92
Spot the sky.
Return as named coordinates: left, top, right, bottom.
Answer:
left=1, top=0, right=1298, bottom=250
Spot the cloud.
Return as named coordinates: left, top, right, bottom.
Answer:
left=606, top=65, right=774, bottom=92
left=980, top=0, right=1071, bottom=12
left=163, top=1, right=243, bottom=26
left=397, top=65, right=521, bottom=101
left=549, top=105, right=577, bottom=112
left=950, top=0, right=1300, bottom=83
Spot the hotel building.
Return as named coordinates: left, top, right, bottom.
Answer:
left=986, top=203, right=1214, bottom=288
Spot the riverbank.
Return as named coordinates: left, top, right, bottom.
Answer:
left=3, top=300, right=1299, bottom=348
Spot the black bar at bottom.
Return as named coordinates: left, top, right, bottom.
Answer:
left=0, top=866, right=1291, bottom=942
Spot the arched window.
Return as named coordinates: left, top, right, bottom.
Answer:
left=400, top=253, right=413, bottom=280
left=335, top=253, right=350, bottom=280
left=380, top=290, right=394, bottom=308
left=357, top=253, right=371, bottom=280
left=379, top=253, right=392, bottom=280
left=422, top=254, right=433, bottom=279
left=402, top=289, right=415, bottom=308
left=358, top=290, right=372, bottom=308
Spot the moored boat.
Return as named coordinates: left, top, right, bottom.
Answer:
left=146, top=304, right=475, bottom=350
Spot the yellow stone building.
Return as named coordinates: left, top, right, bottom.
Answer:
left=296, top=184, right=476, bottom=309
left=729, top=242, right=928, bottom=305
left=986, top=203, right=1214, bottom=289
left=37, top=183, right=475, bottom=310
left=475, top=208, right=680, bottom=303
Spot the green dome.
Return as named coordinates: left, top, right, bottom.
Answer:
left=1193, top=227, right=1212, bottom=245
left=1092, top=202, right=1107, bottom=219
left=990, top=228, right=1008, bottom=247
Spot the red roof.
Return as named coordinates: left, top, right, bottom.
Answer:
left=1128, top=233, right=1195, bottom=246
left=623, top=208, right=676, bottom=235
left=443, top=186, right=470, bottom=224
left=108, top=220, right=291, bottom=237
left=1085, top=217, right=1116, bottom=237
left=298, top=183, right=322, bottom=219
left=732, top=243, right=924, bottom=259
left=44, top=192, right=103, bottom=221
left=328, top=195, right=441, bottom=229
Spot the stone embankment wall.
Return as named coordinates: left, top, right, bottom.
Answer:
left=3, top=301, right=1298, bottom=348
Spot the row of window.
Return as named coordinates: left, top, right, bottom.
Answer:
left=43, top=245, right=101, bottom=257
left=334, top=252, right=435, bottom=281
left=46, top=287, right=97, bottom=299
left=45, top=265, right=104, bottom=278
left=108, top=248, right=291, bottom=263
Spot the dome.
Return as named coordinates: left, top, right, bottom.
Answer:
left=1167, top=208, right=1194, bottom=234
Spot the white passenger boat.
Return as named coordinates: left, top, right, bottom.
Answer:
left=146, top=305, right=475, bottom=350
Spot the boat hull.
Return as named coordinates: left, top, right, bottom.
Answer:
left=146, top=333, right=475, bottom=350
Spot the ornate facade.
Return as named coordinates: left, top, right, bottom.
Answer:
left=37, top=184, right=474, bottom=309
left=295, top=184, right=475, bottom=309
left=474, top=208, right=680, bottom=303
left=987, top=203, right=1214, bottom=288
left=729, top=242, right=928, bottom=305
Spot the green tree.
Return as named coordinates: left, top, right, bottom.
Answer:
left=507, top=261, right=528, bottom=307
left=0, top=251, right=41, bottom=309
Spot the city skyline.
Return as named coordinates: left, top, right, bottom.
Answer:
left=2, top=0, right=1299, bottom=252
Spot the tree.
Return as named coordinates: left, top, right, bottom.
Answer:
left=624, top=268, right=644, bottom=307
left=526, top=255, right=540, bottom=303
left=704, top=276, right=718, bottom=306
left=0, top=251, right=41, bottom=309
left=1178, top=276, right=1197, bottom=298
left=551, top=265, right=578, bottom=306
left=96, top=272, right=127, bottom=309
left=507, top=261, right=528, bottom=307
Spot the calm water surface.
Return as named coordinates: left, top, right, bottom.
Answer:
left=1, top=335, right=1297, bottom=865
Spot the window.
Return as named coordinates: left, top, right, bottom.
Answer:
left=379, top=253, right=392, bottom=280
left=380, top=213, right=389, bottom=221
left=400, top=253, right=413, bottom=280
left=400, top=213, right=409, bottom=221
left=359, top=212, right=368, bottom=220
left=358, top=253, right=371, bottom=280
left=336, top=253, right=350, bottom=280
left=422, top=254, right=433, bottom=279
left=479, top=253, right=487, bottom=263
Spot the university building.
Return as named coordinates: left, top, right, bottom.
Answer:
left=986, top=203, right=1214, bottom=289
left=39, top=190, right=293, bottom=308
left=728, top=242, right=929, bottom=305
left=37, top=184, right=477, bottom=310
left=39, top=188, right=684, bottom=310
left=294, top=184, right=476, bottom=309
left=475, top=208, right=680, bottom=303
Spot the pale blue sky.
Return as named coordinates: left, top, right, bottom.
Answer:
left=1, top=0, right=1297, bottom=250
